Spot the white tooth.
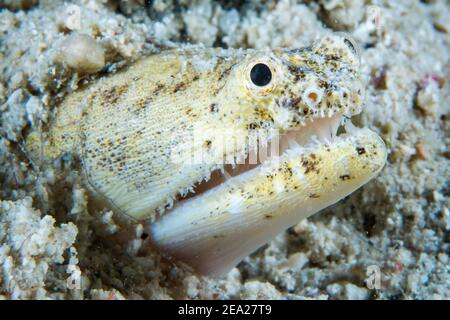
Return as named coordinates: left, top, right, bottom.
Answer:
left=345, top=119, right=358, bottom=134
left=179, top=188, right=187, bottom=197
left=318, top=125, right=329, bottom=140
left=321, top=135, right=331, bottom=144
left=310, top=128, right=326, bottom=144
left=327, top=124, right=333, bottom=140
left=311, top=135, right=321, bottom=145
left=330, top=117, right=341, bottom=138
left=222, top=169, right=232, bottom=180
left=288, top=139, right=300, bottom=149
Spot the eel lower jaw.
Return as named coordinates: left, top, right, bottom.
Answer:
left=148, top=114, right=387, bottom=277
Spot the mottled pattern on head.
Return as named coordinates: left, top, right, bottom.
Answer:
left=213, top=35, right=363, bottom=131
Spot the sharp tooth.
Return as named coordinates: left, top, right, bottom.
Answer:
left=321, top=135, right=331, bottom=144
left=311, top=135, right=321, bottom=145
left=345, top=118, right=358, bottom=134
left=288, top=139, right=300, bottom=149
left=330, top=117, right=341, bottom=139
left=317, top=124, right=329, bottom=141
left=221, top=168, right=232, bottom=180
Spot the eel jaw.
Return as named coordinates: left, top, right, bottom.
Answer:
left=148, top=119, right=387, bottom=277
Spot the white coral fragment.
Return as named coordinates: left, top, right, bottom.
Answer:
left=59, top=34, right=105, bottom=74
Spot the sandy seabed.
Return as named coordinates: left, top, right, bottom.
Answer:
left=0, top=0, right=448, bottom=300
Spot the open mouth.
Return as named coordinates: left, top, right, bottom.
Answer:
left=149, top=109, right=387, bottom=277
left=168, top=112, right=349, bottom=212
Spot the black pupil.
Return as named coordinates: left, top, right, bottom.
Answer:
left=250, top=63, right=272, bottom=87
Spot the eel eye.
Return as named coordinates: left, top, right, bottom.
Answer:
left=250, top=63, right=272, bottom=87
left=244, top=58, right=277, bottom=96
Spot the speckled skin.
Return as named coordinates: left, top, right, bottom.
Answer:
left=25, top=35, right=386, bottom=276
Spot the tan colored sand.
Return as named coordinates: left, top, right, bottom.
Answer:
left=0, top=0, right=448, bottom=299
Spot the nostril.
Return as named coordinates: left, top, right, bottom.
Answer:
left=308, top=92, right=318, bottom=102
left=302, top=87, right=323, bottom=108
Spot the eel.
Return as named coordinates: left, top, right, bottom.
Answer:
left=26, top=35, right=387, bottom=277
